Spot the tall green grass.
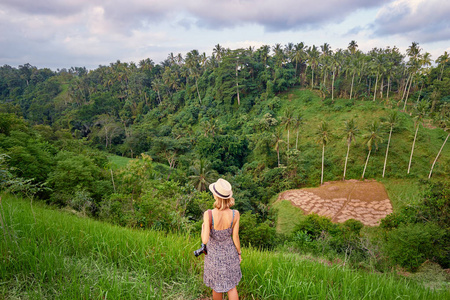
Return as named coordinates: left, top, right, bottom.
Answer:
left=108, top=155, right=131, bottom=170
left=1, top=194, right=448, bottom=299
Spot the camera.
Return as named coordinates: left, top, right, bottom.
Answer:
left=194, top=243, right=207, bottom=257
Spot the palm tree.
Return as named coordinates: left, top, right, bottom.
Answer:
left=213, top=44, right=224, bottom=63
left=436, top=51, right=449, bottom=81
left=343, top=119, right=358, bottom=180
left=307, top=45, right=320, bottom=88
left=362, top=121, right=382, bottom=179
left=429, top=121, right=450, bottom=178
left=316, top=121, right=329, bottom=185
left=292, top=42, right=306, bottom=80
left=281, top=109, right=294, bottom=152
left=348, top=40, right=358, bottom=55
left=189, top=159, right=217, bottom=191
left=293, top=114, right=304, bottom=150
left=331, top=50, right=343, bottom=102
left=408, top=101, right=428, bottom=174
left=272, top=128, right=284, bottom=167
left=402, top=42, right=422, bottom=110
left=382, top=111, right=399, bottom=177
left=185, top=49, right=202, bottom=104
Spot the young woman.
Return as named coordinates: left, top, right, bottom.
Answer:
left=201, top=178, right=242, bottom=300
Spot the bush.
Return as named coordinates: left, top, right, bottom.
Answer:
left=293, top=213, right=336, bottom=239
left=385, top=222, right=446, bottom=271
left=239, top=211, right=277, bottom=249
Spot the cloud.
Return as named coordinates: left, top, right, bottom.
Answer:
left=1, top=0, right=390, bottom=33
left=373, top=0, right=450, bottom=43
left=183, top=0, right=390, bottom=31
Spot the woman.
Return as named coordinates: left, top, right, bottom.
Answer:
left=202, top=178, right=242, bottom=300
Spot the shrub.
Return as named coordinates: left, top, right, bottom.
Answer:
left=293, top=213, right=336, bottom=239
left=385, top=222, right=446, bottom=271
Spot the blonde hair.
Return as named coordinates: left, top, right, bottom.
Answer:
left=213, top=194, right=235, bottom=210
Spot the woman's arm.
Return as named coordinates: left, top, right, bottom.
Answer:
left=232, top=211, right=241, bottom=262
left=201, top=210, right=210, bottom=245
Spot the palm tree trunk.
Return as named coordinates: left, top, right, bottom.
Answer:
left=343, top=143, right=350, bottom=180
left=287, top=128, right=290, bottom=152
left=379, top=77, right=384, bottom=99
left=408, top=123, right=420, bottom=174
left=350, top=72, right=355, bottom=100
left=386, top=76, right=391, bottom=100
left=311, top=68, right=314, bottom=89
left=321, top=144, right=325, bottom=185
left=362, top=149, right=371, bottom=179
left=403, top=78, right=414, bottom=111
left=416, top=83, right=423, bottom=104
left=401, top=74, right=411, bottom=101
left=373, top=73, right=378, bottom=101
left=277, top=147, right=280, bottom=168
left=428, top=133, right=449, bottom=178
left=382, top=126, right=393, bottom=178
left=331, top=70, right=335, bottom=102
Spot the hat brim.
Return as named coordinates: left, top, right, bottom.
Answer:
left=209, top=182, right=233, bottom=199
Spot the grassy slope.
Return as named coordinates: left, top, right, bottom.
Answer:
left=1, top=194, right=448, bottom=299
left=268, top=90, right=448, bottom=235
left=271, top=90, right=449, bottom=182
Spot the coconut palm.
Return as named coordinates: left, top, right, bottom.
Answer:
left=189, top=159, right=217, bottom=191
left=382, top=111, right=399, bottom=177
left=343, top=119, right=358, bottom=180
left=331, top=50, right=343, bottom=102
left=272, top=128, right=284, bottom=167
left=362, top=121, right=383, bottom=179
left=281, top=109, right=294, bottom=152
left=307, top=45, right=320, bottom=88
left=429, top=121, right=450, bottom=178
left=316, top=121, right=329, bottom=185
left=408, top=101, right=429, bottom=174
left=292, top=42, right=306, bottom=80
left=293, top=114, right=304, bottom=150
left=436, top=51, right=449, bottom=81
left=348, top=40, right=358, bottom=55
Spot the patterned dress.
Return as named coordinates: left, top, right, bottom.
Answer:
left=203, top=210, right=242, bottom=292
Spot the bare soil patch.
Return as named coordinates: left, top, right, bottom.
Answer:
left=278, top=180, right=393, bottom=226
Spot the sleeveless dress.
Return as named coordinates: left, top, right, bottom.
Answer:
left=203, top=210, right=242, bottom=292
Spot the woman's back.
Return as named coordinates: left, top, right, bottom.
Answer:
left=211, top=208, right=235, bottom=230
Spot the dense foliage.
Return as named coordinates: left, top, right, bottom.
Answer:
left=1, top=41, right=449, bottom=274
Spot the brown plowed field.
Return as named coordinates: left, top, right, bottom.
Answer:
left=277, top=180, right=393, bottom=226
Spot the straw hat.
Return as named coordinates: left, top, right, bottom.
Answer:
left=209, top=178, right=233, bottom=199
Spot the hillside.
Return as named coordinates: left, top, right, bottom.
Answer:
left=1, top=194, right=448, bottom=299
left=1, top=56, right=449, bottom=290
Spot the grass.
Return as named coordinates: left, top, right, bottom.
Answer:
left=272, top=90, right=450, bottom=182
left=1, top=194, right=449, bottom=299
left=381, top=178, right=426, bottom=211
left=272, top=200, right=305, bottom=235
left=108, top=155, right=132, bottom=170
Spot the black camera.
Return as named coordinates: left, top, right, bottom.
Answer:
left=194, top=243, right=207, bottom=257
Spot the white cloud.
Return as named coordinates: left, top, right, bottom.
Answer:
left=373, top=0, right=450, bottom=43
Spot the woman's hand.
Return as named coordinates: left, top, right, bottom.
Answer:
left=238, top=254, right=242, bottom=263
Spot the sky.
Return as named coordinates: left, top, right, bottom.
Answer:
left=0, top=0, right=449, bottom=70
